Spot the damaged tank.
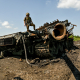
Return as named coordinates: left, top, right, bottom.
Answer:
left=0, top=19, right=76, bottom=59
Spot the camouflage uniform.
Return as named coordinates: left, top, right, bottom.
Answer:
left=24, top=13, right=35, bottom=31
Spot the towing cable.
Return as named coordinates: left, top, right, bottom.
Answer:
left=22, top=35, right=38, bottom=66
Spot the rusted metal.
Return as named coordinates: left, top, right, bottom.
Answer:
left=71, top=24, right=77, bottom=27
left=0, top=37, right=14, bottom=46
left=37, top=20, right=59, bottom=30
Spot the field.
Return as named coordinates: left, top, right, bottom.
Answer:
left=68, top=35, right=80, bottom=41
left=74, top=36, right=80, bottom=41
left=0, top=40, right=80, bottom=80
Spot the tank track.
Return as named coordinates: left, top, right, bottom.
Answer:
left=35, top=38, right=73, bottom=58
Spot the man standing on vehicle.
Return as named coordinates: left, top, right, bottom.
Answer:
left=24, top=13, right=35, bottom=31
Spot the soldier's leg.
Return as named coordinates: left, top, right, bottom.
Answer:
left=26, top=24, right=29, bottom=31
left=30, top=23, right=35, bottom=30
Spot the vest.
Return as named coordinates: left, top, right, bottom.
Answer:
left=24, top=17, right=31, bottom=23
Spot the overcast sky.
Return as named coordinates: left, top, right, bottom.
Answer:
left=0, top=0, right=80, bottom=36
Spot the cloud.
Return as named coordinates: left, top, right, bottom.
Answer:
left=57, top=0, right=80, bottom=10
left=0, top=20, right=16, bottom=29
left=5, top=26, right=12, bottom=28
left=1, top=21, right=12, bottom=29
left=14, top=27, right=18, bottom=30
left=46, top=0, right=51, bottom=5
left=2, top=21, right=9, bottom=26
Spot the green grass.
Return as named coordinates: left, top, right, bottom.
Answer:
left=68, top=35, right=80, bottom=41
left=73, top=36, right=80, bottom=41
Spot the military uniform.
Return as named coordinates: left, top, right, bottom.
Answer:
left=24, top=13, right=35, bottom=31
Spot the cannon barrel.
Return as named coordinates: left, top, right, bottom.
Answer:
left=48, top=23, right=66, bottom=40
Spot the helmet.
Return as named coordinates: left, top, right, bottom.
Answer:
left=26, top=13, right=30, bottom=16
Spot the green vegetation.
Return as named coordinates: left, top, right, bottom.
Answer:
left=69, top=35, right=80, bottom=41
left=73, top=35, right=80, bottom=41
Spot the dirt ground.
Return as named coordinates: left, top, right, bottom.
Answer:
left=0, top=41, right=80, bottom=80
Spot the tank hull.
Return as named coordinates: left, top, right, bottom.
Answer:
left=0, top=20, right=75, bottom=58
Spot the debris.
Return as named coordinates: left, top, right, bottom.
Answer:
left=30, top=58, right=40, bottom=64
left=19, top=58, right=23, bottom=62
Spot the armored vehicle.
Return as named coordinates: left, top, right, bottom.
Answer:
left=0, top=19, right=76, bottom=59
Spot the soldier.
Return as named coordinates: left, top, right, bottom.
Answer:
left=24, top=13, right=35, bottom=31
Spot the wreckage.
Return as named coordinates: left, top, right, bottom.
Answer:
left=0, top=19, right=76, bottom=60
